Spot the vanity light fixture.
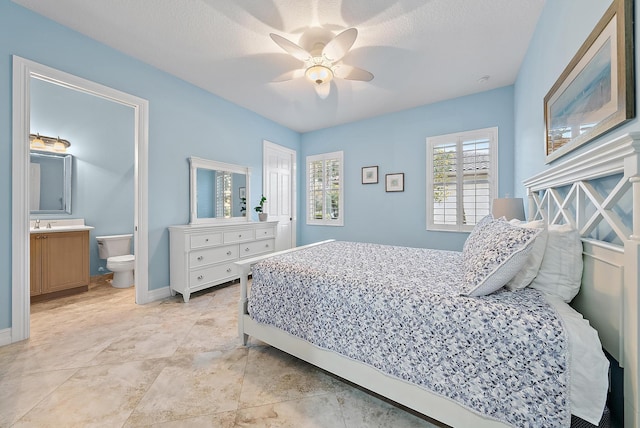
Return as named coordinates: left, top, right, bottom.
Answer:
left=29, top=133, right=71, bottom=153
left=30, top=133, right=46, bottom=150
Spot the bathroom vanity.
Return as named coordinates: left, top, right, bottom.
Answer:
left=169, top=222, right=277, bottom=302
left=30, top=228, right=91, bottom=302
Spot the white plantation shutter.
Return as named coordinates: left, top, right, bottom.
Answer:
left=215, top=171, right=232, bottom=218
left=307, top=151, right=344, bottom=226
left=427, top=127, right=497, bottom=232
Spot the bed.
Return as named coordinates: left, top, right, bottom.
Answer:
left=236, top=132, right=640, bottom=428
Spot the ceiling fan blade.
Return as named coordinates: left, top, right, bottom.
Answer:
left=270, top=33, right=311, bottom=62
left=322, top=28, right=358, bottom=62
left=333, top=64, right=374, bottom=82
left=315, top=82, right=331, bottom=99
left=273, top=69, right=305, bottom=82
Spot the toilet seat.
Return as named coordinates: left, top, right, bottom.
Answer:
left=108, top=254, right=135, bottom=265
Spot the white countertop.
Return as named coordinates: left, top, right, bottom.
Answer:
left=30, top=218, right=94, bottom=233
left=30, top=225, right=94, bottom=233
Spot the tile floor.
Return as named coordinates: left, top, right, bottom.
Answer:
left=0, top=280, right=444, bottom=427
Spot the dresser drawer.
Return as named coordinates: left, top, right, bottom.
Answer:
left=255, top=226, right=276, bottom=239
left=189, top=262, right=237, bottom=286
left=240, top=239, right=275, bottom=258
left=189, top=245, right=238, bottom=269
left=224, top=229, right=254, bottom=243
left=190, top=232, right=223, bottom=249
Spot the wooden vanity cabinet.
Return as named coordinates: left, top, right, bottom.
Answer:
left=30, top=230, right=90, bottom=301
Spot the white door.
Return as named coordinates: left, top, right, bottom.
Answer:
left=263, top=140, right=296, bottom=251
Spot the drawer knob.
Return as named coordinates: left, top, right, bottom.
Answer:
left=238, top=234, right=242, bottom=238
left=226, top=268, right=232, bottom=273
left=245, top=247, right=250, bottom=252
left=226, top=251, right=232, bottom=256
left=197, top=275, right=203, bottom=280
left=205, top=238, right=209, bottom=242
left=265, top=244, right=269, bottom=248
left=197, top=256, right=203, bottom=261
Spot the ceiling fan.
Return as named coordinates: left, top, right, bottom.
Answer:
left=270, top=28, right=374, bottom=99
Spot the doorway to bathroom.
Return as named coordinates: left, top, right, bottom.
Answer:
left=11, top=56, right=149, bottom=342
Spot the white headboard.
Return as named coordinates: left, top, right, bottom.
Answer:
left=523, top=132, right=640, bottom=428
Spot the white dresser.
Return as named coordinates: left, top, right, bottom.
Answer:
left=169, top=221, right=277, bottom=302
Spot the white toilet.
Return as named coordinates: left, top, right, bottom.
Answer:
left=96, top=234, right=135, bottom=288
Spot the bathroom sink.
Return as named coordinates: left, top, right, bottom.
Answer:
left=30, top=219, right=94, bottom=233
left=30, top=225, right=95, bottom=233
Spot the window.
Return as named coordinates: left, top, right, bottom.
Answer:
left=215, top=171, right=232, bottom=218
left=307, top=151, right=344, bottom=226
left=426, top=127, right=497, bottom=232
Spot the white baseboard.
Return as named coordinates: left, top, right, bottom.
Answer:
left=143, top=285, right=171, bottom=304
left=0, top=328, right=12, bottom=347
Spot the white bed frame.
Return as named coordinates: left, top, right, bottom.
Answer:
left=237, top=132, right=640, bottom=428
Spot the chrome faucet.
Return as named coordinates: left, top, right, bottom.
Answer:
left=34, top=219, right=40, bottom=230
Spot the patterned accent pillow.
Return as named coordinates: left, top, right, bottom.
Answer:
left=462, top=214, right=494, bottom=253
left=461, top=218, right=541, bottom=297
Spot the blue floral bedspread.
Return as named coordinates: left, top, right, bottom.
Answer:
left=248, top=241, right=569, bottom=427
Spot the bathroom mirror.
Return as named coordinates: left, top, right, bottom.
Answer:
left=189, top=157, right=251, bottom=224
left=29, top=151, right=72, bottom=214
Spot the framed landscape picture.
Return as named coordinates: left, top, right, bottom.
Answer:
left=544, top=0, right=634, bottom=163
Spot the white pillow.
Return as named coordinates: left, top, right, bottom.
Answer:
left=530, top=223, right=583, bottom=302
left=505, top=220, right=548, bottom=290
left=461, top=218, right=541, bottom=297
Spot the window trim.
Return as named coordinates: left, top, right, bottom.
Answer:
left=306, top=150, right=344, bottom=226
left=426, top=127, right=498, bottom=232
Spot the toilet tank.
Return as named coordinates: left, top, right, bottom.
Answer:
left=96, top=234, right=133, bottom=259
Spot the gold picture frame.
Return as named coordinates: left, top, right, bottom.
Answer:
left=544, top=0, right=634, bottom=163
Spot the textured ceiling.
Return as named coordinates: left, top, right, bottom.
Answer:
left=13, top=0, right=545, bottom=133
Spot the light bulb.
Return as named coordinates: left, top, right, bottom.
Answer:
left=305, top=65, right=333, bottom=85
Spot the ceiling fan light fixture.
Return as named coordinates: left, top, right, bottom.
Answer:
left=305, top=65, right=333, bottom=85
left=270, top=27, right=372, bottom=99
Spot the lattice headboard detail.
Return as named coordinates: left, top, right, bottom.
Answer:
left=523, top=132, right=640, bottom=428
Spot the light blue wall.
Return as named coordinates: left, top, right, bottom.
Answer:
left=514, top=0, right=640, bottom=194
left=0, top=0, right=300, bottom=330
left=299, top=86, right=515, bottom=251
left=30, top=77, right=135, bottom=277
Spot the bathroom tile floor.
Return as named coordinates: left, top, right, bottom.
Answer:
left=0, top=280, right=444, bottom=427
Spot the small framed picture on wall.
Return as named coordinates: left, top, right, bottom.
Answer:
left=362, top=166, right=378, bottom=184
left=385, top=173, right=404, bottom=192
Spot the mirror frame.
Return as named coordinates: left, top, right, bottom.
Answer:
left=29, top=150, right=73, bottom=215
left=189, top=156, right=251, bottom=224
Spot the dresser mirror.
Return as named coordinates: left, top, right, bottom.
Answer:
left=189, top=157, right=251, bottom=224
left=30, top=151, right=73, bottom=214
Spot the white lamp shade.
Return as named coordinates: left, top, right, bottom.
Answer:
left=492, top=198, right=525, bottom=221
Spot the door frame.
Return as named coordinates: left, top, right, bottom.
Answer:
left=263, top=140, right=297, bottom=249
left=11, top=56, right=150, bottom=342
